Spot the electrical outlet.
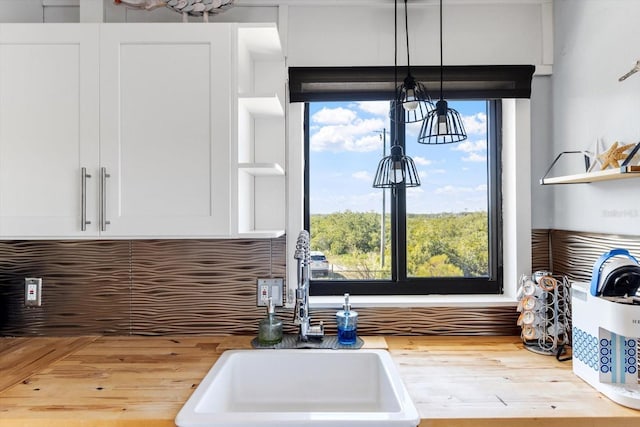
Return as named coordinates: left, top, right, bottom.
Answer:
left=256, top=278, right=284, bottom=307
left=24, top=278, right=42, bottom=307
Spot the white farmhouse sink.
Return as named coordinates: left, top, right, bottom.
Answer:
left=175, top=349, right=419, bottom=427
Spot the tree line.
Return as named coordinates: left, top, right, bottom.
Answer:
left=310, top=211, right=488, bottom=278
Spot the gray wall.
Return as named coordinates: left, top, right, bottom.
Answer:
left=550, top=0, right=640, bottom=235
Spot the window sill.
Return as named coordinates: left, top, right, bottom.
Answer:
left=309, top=294, right=518, bottom=309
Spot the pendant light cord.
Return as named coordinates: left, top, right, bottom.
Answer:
left=404, top=0, right=411, bottom=74
left=439, top=0, right=444, bottom=100
left=393, top=0, right=399, bottom=146
left=394, top=0, right=398, bottom=98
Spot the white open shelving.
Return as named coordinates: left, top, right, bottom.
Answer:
left=540, top=165, right=640, bottom=185
left=235, top=24, right=286, bottom=238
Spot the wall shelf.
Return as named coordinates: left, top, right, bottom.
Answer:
left=235, top=24, right=286, bottom=238
left=540, top=165, right=640, bottom=185
left=238, top=230, right=285, bottom=239
left=238, top=94, right=283, bottom=116
left=238, top=162, right=284, bottom=176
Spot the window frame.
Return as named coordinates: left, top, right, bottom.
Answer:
left=290, top=65, right=534, bottom=297
left=304, top=99, right=502, bottom=296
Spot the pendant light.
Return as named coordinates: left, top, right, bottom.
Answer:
left=418, top=0, right=467, bottom=144
left=392, top=0, right=433, bottom=124
left=373, top=145, right=421, bottom=188
left=373, top=0, right=421, bottom=189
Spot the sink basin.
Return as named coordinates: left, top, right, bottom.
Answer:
left=175, top=349, right=419, bottom=427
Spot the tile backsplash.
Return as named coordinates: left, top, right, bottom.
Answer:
left=0, top=238, right=285, bottom=336
left=4, top=229, right=632, bottom=337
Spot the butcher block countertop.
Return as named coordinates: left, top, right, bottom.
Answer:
left=1, top=335, right=639, bottom=427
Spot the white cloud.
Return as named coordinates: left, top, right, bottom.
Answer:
left=453, top=139, right=486, bottom=153
left=356, top=101, right=390, bottom=118
left=352, top=170, right=372, bottom=181
left=453, top=139, right=486, bottom=162
left=462, top=112, right=487, bottom=136
left=431, top=168, right=447, bottom=174
left=312, top=107, right=357, bottom=125
left=405, top=120, right=422, bottom=138
left=434, top=185, right=474, bottom=195
left=462, top=152, right=487, bottom=162
left=310, top=117, right=386, bottom=152
left=434, top=184, right=487, bottom=195
left=412, top=156, right=432, bottom=166
left=407, top=186, right=424, bottom=196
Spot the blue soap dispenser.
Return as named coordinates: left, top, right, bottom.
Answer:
left=336, top=293, right=358, bottom=345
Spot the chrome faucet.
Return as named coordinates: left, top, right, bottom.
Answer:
left=293, top=230, right=324, bottom=341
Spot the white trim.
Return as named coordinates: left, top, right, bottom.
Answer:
left=310, top=294, right=517, bottom=309
left=286, top=103, right=304, bottom=308
left=541, top=0, right=554, bottom=68
left=236, top=0, right=550, bottom=7
left=42, top=0, right=79, bottom=6
left=79, top=0, right=103, bottom=22
left=502, top=99, right=532, bottom=302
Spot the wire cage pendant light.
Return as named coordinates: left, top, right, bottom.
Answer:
left=392, top=0, right=433, bottom=124
left=418, top=0, right=467, bottom=145
left=372, top=145, right=421, bottom=188
left=373, top=0, right=421, bottom=189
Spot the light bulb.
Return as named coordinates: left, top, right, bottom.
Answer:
left=391, top=161, right=405, bottom=183
left=402, top=87, right=418, bottom=111
left=437, top=113, right=448, bottom=135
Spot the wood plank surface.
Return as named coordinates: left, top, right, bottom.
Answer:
left=1, top=335, right=639, bottom=427
left=0, top=336, right=97, bottom=393
left=385, top=336, right=640, bottom=427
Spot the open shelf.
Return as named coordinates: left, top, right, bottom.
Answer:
left=237, top=23, right=283, bottom=59
left=237, top=230, right=285, bottom=239
left=238, top=94, right=283, bottom=116
left=238, top=162, right=285, bottom=176
left=540, top=165, right=640, bottom=185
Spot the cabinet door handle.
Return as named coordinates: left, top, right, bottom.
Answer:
left=100, top=167, right=111, bottom=231
left=80, top=167, right=92, bottom=231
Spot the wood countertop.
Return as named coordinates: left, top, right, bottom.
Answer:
left=1, top=335, right=639, bottom=427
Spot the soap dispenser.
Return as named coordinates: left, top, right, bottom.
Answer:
left=336, top=293, right=358, bottom=345
left=258, top=297, right=283, bottom=346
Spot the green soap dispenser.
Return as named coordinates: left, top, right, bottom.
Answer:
left=258, top=297, right=283, bottom=346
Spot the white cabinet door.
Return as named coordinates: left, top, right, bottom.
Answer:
left=99, top=24, right=232, bottom=237
left=0, top=25, right=100, bottom=238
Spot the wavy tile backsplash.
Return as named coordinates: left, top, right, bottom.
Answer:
left=1, top=230, right=636, bottom=337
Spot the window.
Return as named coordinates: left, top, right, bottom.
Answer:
left=290, top=66, right=534, bottom=296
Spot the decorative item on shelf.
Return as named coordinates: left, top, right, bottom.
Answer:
left=619, top=59, right=640, bottom=81
left=114, top=0, right=235, bottom=22
left=598, top=141, right=637, bottom=170
left=417, top=0, right=467, bottom=145
left=586, top=138, right=604, bottom=172
left=625, top=142, right=640, bottom=166
left=391, top=0, right=433, bottom=124
left=516, top=272, right=571, bottom=358
left=540, top=143, right=640, bottom=185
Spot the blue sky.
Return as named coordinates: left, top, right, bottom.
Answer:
left=308, top=100, right=489, bottom=215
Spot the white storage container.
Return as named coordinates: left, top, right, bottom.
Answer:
left=572, top=281, right=640, bottom=409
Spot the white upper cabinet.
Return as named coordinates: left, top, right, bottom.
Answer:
left=99, top=24, right=232, bottom=237
left=0, top=23, right=284, bottom=239
left=0, top=25, right=100, bottom=238
left=0, top=23, right=236, bottom=239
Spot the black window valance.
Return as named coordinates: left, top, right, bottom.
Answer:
left=288, top=65, right=535, bottom=102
